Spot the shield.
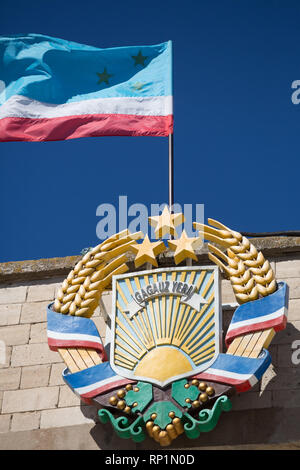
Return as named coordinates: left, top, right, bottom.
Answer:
left=110, top=266, right=221, bottom=388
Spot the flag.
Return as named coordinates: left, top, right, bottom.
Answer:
left=0, top=34, right=173, bottom=142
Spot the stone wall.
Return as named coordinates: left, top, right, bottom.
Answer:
left=0, top=237, right=300, bottom=449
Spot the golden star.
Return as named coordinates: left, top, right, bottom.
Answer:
left=168, top=230, right=203, bottom=265
left=148, top=206, right=185, bottom=239
left=130, top=235, right=166, bottom=268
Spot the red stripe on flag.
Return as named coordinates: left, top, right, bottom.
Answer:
left=0, top=114, right=173, bottom=141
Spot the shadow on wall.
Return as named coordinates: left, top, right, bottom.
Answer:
left=81, top=321, right=300, bottom=450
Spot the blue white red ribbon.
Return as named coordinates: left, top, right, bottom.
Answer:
left=47, top=306, right=106, bottom=359
left=225, top=282, right=288, bottom=347
left=47, top=304, right=133, bottom=401
left=193, top=349, right=271, bottom=393
left=62, top=361, right=134, bottom=400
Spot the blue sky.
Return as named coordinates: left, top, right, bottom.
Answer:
left=1, top=0, right=300, bottom=262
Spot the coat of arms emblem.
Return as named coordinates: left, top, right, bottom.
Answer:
left=47, top=210, right=289, bottom=446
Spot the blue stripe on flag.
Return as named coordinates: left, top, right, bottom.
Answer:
left=0, top=34, right=172, bottom=104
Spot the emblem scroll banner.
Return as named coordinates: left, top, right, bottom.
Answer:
left=124, top=280, right=207, bottom=318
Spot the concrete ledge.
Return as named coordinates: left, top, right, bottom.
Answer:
left=1, top=236, right=300, bottom=284
left=1, top=407, right=300, bottom=450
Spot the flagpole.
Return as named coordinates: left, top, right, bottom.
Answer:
left=169, top=132, right=174, bottom=210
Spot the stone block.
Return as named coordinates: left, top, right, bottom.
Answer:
left=276, top=258, right=300, bottom=278
left=29, top=322, right=47, bottom=344
left=231, top=390, right=272, bottom=411
left=0, top=285, right=27, bottom=305
left=0, top=346, right=11, bottom=369
left=58, top=385, right=80, bottom=407
left=11, top=343, right=62, bottom=367
left=26, top=283, right=56, bottom=302
left=0, top=367, right=21, bottom=391
left=261, top=365, right=300, bottom=391
left=11, top=411, right=40, bottom=432
left=99, top=292, right=112, bottom=320
left=92, top=316, right=106, bottom=340
left=0, top=324, right=30, bottom=346
left=278, top=278, right=300, bottom=299
left=221, top=280, right=236, bottom=304
left=20, top=301, right=49, bottom=324
left=287, top=299, right=300, bottom=321
left=0, top=304, right=21, bottom=326
left=2, top=386, right=59, bottom=413
left=40, top=406, right=95, bottom=429
left=49, top=363, right=65, bottom=386
left=20, top=365, right=51, bottom=389
left=277, top=343, right=300, bottom=368
left=0, top=414, right=11, bottom=433
left=272, top=320, right=300, bottom=345
left=272, top=389, right=300, bottom=408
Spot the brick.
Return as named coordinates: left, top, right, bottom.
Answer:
left=0, top=414, right=11, bottom=433
left=0, top=285, right=27, bottom=305
left=81, top=404, right=98, bottom=421
left=20, top=301, right=49, bottom=324
left=278, top=278, right=300, bottom=299
left=276, top=258, right=300, bottom=278
left=0, top=367, right=21, bottom=391
left=20, top=365, right=51, bottom=389
left=277, top=343, right=300, bottom=368
left=268, top=344, right=278, bottom=367
left=2, top=386, right=59, bottom=413
left=11, top=411, right=40, bottom=432
left=221, top=280, right=236, bottom=304
left=40, top=406, right=95, bottom=429
left=58, top=385, right=80, bottom=407
left=93, top=316, right=107, bottom=340
left=27, top=283, right=56, bottom=302
left=0, top=304, right=21, bottom=326
left=0, top=324, right=30, bottom=346
left=11, top=343, right=62, bottom=367
left=29, top=322, right=47, bottom=344
left=0, top=346, right=11, bottom=369
left=287, top=299, right=300, bottom=321
left=272, top=389, right=300, bottom=408
left=0, top=391, right=3, bottom=409
left=99, top=292, right=112, bottom=320
left=231, top=390, right=272, bottom=411
left=49, top=363, right=65, bottom=386
left=272, top=320, right=300, bottom=345
left=261, top=365, right=300, bottom=391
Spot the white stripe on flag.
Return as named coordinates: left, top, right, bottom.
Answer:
left=0, top=95, right=173, bottom=119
